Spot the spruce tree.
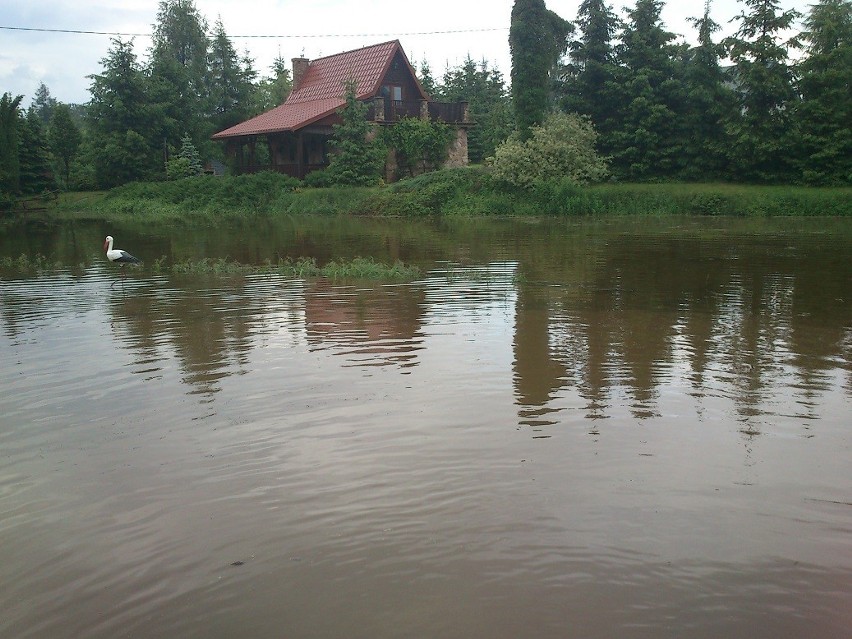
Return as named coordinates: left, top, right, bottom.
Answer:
left=48, top=103, right=82, bottom=186
left=87, top=38, right=158, bottom=187
left=681, top=0, right=735, bottom=180
left=31, top=83, right=57, bottom=126
left=0, top=93, right=23, bottom=200
left=255, top=54, right=293, bottom=112
left=208, top=18, right=257, bottom=133
left=724, top=0, right=802, bottom=182
left=795, top=0, right=851, bottom=184
left=324, top=81, right=386, bottom=186
left=609, top=0, right=685, bottom=179
left=561, top=0, right=620, bottom=143
left=18, top=109, right=56, bottom=196
left=149, top=0, right=210, bottom=151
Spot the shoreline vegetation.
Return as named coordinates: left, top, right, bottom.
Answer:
left=0, top=253, right=420, bottom=280
left=33, top=169, right=851, bottom=224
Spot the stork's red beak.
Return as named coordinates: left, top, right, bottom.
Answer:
left=103, top=239, right=109, bottom=251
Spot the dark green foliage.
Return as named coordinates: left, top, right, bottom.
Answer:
left=607, top=0, right=686, bottom=179
left=18, top=109, right=56, bottom=196
left=97, top=171, right=300, bottom=219
left=254, top=54, right=293, bottom=112
left=560, top=0, right=621, bottom=142
left=794, top=0, right=852, bottom=185
left=510, top=0, right=574, bottom=139
left=381, top=117, right=454, bottom=178
left=31, top=83, right=57, bottom=126
left=87, top=38, right=160, bottom=187
left=432, top=57, right=513, bottom=162
left=724, top=0, right=803, bottom=182
left=94, top=131, right=153, bottom=189
left=323, top=82, right=386, bottom=186
left=0, top=93, right=23, bottom=198
left=207, top=18, right=257, bottom=133
left=680, top=1, right=735, bottom=180
left=149, top=0, right=211, bottom=158
left=48, top=103, right=82, bottom=186
left=415, top=60, right=438, bottom=97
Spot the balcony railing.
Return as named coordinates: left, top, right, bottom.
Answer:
left=366, top=99, right=469, bottom=124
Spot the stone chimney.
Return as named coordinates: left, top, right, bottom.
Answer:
left=292, top=57, right=310, bottom=90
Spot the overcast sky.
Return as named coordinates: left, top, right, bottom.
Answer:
left=1, top=0, right=807, bottom=106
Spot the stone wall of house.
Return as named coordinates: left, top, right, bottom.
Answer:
left=444, top=128, right=469, bottom=168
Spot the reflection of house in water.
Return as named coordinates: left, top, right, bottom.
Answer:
left=303, top=281, right=426, bottom=369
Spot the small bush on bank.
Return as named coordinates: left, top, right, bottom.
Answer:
left=490, top=112, right=609, bottom=188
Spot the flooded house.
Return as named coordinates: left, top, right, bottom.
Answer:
left=211, top=40, right=472, bottom=181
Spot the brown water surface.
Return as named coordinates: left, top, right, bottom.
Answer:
left=1, top=216, right=850, bottom=638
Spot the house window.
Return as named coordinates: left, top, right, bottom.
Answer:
left=381, top=85, right=402, bottom=101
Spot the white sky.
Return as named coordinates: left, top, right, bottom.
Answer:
left=1, top=0, right=808, bottom=106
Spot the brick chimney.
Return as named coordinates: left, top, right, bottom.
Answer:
left=292, top=57, right=310, bottom=90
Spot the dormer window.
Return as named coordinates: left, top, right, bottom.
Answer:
left=381, top=85, right=402, bottom=101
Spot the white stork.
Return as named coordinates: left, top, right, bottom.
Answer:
left=103, top=235, right=141, bottom=280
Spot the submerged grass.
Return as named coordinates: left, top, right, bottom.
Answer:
left=157, top=256, right=420, bottom=280
left=0, top=253, right=64, bottom=274
left=2, top=252, right=419, bottom=280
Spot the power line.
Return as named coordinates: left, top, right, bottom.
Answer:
left=0, top=25, right=508, bottom=39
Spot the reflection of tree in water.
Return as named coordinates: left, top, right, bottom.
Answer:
left=511, top=230, right=851, bottom=434
left=107, top=277, right=292, bottom=398
left=303, top=280, right=425, bottom=369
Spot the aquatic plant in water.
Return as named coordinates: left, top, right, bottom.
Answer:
left=0, top=253, right=63, bottom=274
left=160, top=256, right=419, bottom=280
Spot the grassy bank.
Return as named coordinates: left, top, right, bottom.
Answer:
left=366, top=169, right=852, bottom=217
left=33, top=168, right=852, bottom=222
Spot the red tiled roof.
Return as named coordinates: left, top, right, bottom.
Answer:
left=212, top=40, right=424, bottom=140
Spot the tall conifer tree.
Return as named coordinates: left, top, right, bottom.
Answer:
left=681, top=0, right=735, bottom=179
left=795, top=0, right=851, bottom=184
left=609, top=0, right=685, bottom=179
left=510, top=0, right=573, bottom=139
left=149, top=0, right=210, bottom=152
left=207, top=18, right=257, bottom=133
left=0, top=93, right=23, bottom=198
left=87, top=38, right=158, bottom=187
left=724, top=0, right=802, bottom=182
left=561, top=0, right=620, bottom=142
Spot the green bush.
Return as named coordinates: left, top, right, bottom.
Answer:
left=490, top=112, right=609, bottom=188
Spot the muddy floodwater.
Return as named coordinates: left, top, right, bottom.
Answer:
left=1, top=216, right=850, bottom=638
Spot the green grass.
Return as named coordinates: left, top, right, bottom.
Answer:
left=356, top=169, right=851, bottom=217
left=19, top=168, right=852, bottom=222
left=580, top=182, right=852, bottom=217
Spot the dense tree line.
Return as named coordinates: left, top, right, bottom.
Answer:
left=1, top=0, right=849, bottom=208
left=551, top=0, right=851, bottom=184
